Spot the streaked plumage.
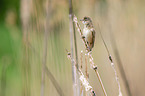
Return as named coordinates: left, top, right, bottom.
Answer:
left=80, top=16, right=95, bottom=51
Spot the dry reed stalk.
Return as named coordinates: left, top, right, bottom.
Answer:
left=88, top=53, right=107, bottom=96
left=68, top=0, right=80, bottom=95
left=66, top=51, right=96, bottom=96
left=73, top=15, right=107, bottom=96
left=85, top=54, right=88, bottom=79
left=41, top=0, right=51, bottom=96
left=85, top=53, right=89, bottom=96
left=26, top=38, right=65, bottom=96
left=80, top=51, right=83, bottom=95
left=97, top=24, right=122, bottom=96
left=45, top=66, right=64, bottom=96
left=80, top=51, right=83, bottom=69
left=108, top=27, right=131, bottom=96
left=21, top=0, right=31, bottom=95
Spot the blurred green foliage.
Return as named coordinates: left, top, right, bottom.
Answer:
left=0, top=0, right=22, bottom=94
left=0, top=24, right=13, bottom=57
left=0, top=22, right=22, bottom=96
left=0, top=0, right=20, bottom=25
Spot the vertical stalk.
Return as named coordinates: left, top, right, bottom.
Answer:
left=68, top=2, right=75, bottom=96
left=80, top=51, right=83, bottom=95
left=109, top=29, right=132, bottom=96
left=68, top=0, right=80, bottom=95
left=73, top=16, right=107, bottom=96
left=21, top=0, right=31, bottom=95
left=41, top=1, right=50, bottom=96
left=85, top=54, right=89, bottom=96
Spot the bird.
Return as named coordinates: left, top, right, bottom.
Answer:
left=80, top=16, right=95, bottom=51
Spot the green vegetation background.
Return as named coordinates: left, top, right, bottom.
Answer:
left=0, top=0, right=22, bottom=95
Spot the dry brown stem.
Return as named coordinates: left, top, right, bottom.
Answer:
left=73, top=15, right=107, bottom=96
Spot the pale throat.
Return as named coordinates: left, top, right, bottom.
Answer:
left=83, top=22, right=93, bottom=41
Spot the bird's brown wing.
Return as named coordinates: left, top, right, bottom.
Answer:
left=90, top=28, right=95, bottom=48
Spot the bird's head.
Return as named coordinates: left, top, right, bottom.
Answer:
left=80, top=16, right=93, bottom=27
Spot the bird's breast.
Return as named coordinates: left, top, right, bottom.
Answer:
left=83, top=28, right=92, bottom=42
